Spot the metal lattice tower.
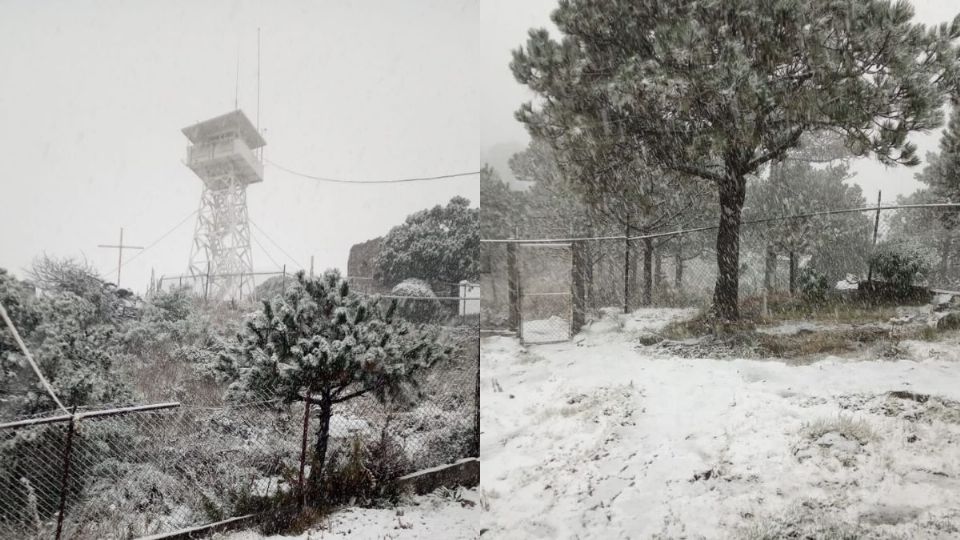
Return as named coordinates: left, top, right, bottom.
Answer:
left=182, top=110, right=266, bottom=301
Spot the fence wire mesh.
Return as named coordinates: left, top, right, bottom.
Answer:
left=0, top=316, right=478, bottom=539
left=518, top=243, right=572, bottom=344
left=481, top=204, right=960, bottom=338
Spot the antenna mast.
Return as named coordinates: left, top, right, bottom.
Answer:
left=235, top=51, right=240, bottom=110
left=257, top=27, right=262, bottom=159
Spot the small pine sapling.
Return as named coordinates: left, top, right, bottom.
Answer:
left=223, top=270, right=452, bottom=503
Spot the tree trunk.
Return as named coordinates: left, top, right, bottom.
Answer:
left=940, top=233, right=952, bottom=284
left=764, top=245, right=777, bottom=295
left=585, top=236, right=595, bottom=310
left=654, top=249, right=663, bottom=292
left=675, top=253, right=683, bottom=290
left=712, top=173, right=747, bottom=321
left=791, top=252, right=797, bottom=294
left=642, top=238, right=653, bottom=306
left=675, top=239, right=684, bottom=290
left=308, top=398, right=333, bottom=497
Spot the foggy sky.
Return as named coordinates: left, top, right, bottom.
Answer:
left=2, top=0, right=959, bottom=293
left=483, top=0, right=960, bottom=202
left=0, top=0, right=484, bottom=292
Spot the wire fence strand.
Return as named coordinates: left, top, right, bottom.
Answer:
left=482, top=203, right=960, bottom=340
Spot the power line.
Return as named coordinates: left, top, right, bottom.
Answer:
left=106, top=209, right=199, bottom=278
left=481, top=202, right=960, bottom=244
left=249, top=218, right=304, bottom=269
left=267, top=158, right=481, bottom=184
left=249, top=227, right=283, bottom=270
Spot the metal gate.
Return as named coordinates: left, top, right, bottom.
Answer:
left=518, top=242, right=573, bottom=344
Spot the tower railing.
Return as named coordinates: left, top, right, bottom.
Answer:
left=186, top=138, right=263, bottom=184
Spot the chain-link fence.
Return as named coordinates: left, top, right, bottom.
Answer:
left=154, top=268, right=303, bottom=304
left=517, top=243, right=572, bottom=344
left=481, top=203, right=960, bottom=339
left=155, top=272, right=481, bottom=330
left=0, top=322, right=479, bottom=539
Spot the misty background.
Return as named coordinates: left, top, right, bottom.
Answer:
left=2, top=0, right=957, bottom=293
left=483, top=0, right=960, bottom=200
left=0, top=0, right=488, bottom=292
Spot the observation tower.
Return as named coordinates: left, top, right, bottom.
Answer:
left=182, top=110, right=266, bottom=301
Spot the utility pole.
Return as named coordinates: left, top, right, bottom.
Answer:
left=98, top=227, right=143, bottom=289
left=867, top=190, right=882, bottom=283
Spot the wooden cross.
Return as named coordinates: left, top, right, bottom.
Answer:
left=98, top=228, right=144, bottom=289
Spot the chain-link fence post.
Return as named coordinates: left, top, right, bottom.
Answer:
left=623, top=223, right=631, bottom=314
left=507, top=242, right=520, bottom=332
left=572, top=240, right=587, bottom=334
left=642, top=236, right=653, bottom=306
left=474, top=326, right=480, bottom=457
left=53, top=407, right=77, bottom=540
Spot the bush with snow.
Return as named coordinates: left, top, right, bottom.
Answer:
left=869, top=242, right=934, bottom=297
left=390, top=278, right=445, bottom=324
left=797, top=267, right=830, bottom=304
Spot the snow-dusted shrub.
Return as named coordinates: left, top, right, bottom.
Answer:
left=869, top=242, right=933, bottom=297
left=253, top=274, right=297, bottom=303
left=740, top=509, right=869, bottom=540
left=321, top=422, right=412, bottom=506
left=63, top=462, right=195, bottom=539
left=801, top=415, right=877, bottom=445
left=143, top=287, right=193, bottom=323
left=7, top=291, right=133, bottom=415
left=365, top=419, right=414, bottom=501
left=391, top=404, right=473, bottom=470
left=322, top=436, right=377, bottom=505
left=797, top=267, right=830, bottom=304
left=0, top=425, right=71, bottom=527
left=0, top=416, right=138, bottom=535
left=390, top=278, right=444, bottom=324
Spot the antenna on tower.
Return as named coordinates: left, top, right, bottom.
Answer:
left=234, top=50, right=240, bottom=110
left=257, top=27, right=262, bottom=159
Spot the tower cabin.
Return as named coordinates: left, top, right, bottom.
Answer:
left=182, top=110, right=266, bottom=189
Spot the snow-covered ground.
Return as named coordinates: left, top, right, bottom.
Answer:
left=215, top=488, right=478, bottom=539
left=522, top=316, right=571, bottom=343
left=481, top=308, right=960, bottom=538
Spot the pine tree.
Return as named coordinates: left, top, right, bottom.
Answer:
left=916, top=106, right=960, bottom=279
left=480, top=165, right=521, bottom=240
left=510, top=137, right=715, bottom=306
left=511, top=0, right=960, bottom=320
left=222, top=270, right=451, bottom=496
left=933, top=105, right=960, bottom=215
left=747, top=159, right=870, bottom=289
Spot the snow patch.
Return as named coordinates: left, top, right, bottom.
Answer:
left=481, top=307, right=960, bottom=538
left=215, top=488, right=479, bottom=539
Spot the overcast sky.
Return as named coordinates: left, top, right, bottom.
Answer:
left=481, top=0, right=960, bottom=199
left=1, top=0, right=958, bottom=292
left=0, top=0, right=491, bottom=292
